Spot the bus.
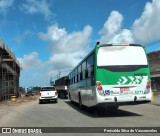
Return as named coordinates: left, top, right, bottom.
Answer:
left=68, top=42, right=152, bottom=110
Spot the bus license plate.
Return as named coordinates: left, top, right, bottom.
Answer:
left=120, top=87, right=130, bottom=91
left=120, top=87, right=130, bottom=95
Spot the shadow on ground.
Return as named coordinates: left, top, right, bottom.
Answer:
left=39, top=100, right=57, bottom=105
left=64, top=100, right=142, bottom=118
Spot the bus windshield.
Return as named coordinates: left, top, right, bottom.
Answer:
left=97, top=46, right=147, bottom=66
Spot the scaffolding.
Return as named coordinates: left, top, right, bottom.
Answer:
left=0, top=38, right=20, bottom=101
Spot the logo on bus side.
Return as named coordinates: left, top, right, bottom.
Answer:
left=117, top=76, right=145, bottom=85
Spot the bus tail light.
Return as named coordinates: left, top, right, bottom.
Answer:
left=97, top=86, right=102, bottom=91
left=96, top=81, right=105, bottom=95
left=121, top=43, right=129, bottom=46
left=146, top=84, right=150, bottom=89
left=96, top=81, right=102, bottom=91
left=146, top=80, right=151, bottom=89
left=144, top=80, right=151, bottom=94
left=96, top=81, right=101, bottom=86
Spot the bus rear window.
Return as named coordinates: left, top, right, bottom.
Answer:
left=97, top=46, right=148, bottom=66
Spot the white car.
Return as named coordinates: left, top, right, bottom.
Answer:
left=39, top=86, right=58, bottom=104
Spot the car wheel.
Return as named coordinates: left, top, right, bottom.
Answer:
left=55, top=99, right=58, bottom=103
left=39, top=100, right=42, bottom=104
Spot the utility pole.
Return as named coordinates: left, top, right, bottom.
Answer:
left=50, top=69, right=71, bottom=85
left=59, top=71, right=61, bottom=86
left=59, top=71, right=61, bottom=79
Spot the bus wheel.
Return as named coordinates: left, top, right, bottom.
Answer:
left=113, top=105, right=119, bottom=110
left=62, top=93, right=65, bottom=99
left=69, top=93, right=73, bottom=103
left=79, top=94, right=83, bottom=110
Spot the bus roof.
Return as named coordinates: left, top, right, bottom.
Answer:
left=97, top=43, right=144, bottom=48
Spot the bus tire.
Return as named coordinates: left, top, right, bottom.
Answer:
left=62, top=92, right=65, bottom=99
left=39, top=100, right=42, bottom=104
left=69, top=93, right=73, bottom=103
left=78, top=93, right=83, bottom=110
left=55, top=99, right=58, bottom=103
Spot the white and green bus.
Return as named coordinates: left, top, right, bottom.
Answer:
left=68, top=42, right=152, bottom=110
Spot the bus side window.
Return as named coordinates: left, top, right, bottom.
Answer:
left=76, top=75, right=78, bottom=82
left=70, top=79, right=72, bottom=84
left=82, top=70, right=85, bottom=80
left=80, top=72, right=82, bottom=80
left=88, top=66, right=94, bottom=78
left=85, top=70, right=88, bottom=78
left=75, top=75, right=77, bottom=83
left=91, top=65, right=94, bottom=77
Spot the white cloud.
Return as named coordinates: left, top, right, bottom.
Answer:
left=99, top=11, right=134, bottom=44
left=0, top=0, right=14, bottom=14
left=19, top=25, right=92, bottom=86
left=109, top=29, right=134, bottom=43
left=99, top=11, right=123, bottom=37
left=20, top=0, right=53, bottom=20
left=132, top=0, right=160, bottom=43
left=15, top=30, right=33, bottom=44
left=40, top=24, right=92, bottom=70
left=18, top=52, right=56, bottom=86
left=17, top=52, right=44, bottom=72
left=99, top=0, right=160, bottom=45
left=39, top=25, right=66, bottom=41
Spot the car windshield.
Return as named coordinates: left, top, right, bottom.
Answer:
left=41, top=87, right=55, bottom=91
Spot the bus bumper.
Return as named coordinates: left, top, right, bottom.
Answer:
left=97, top=94, right=152, bottom=106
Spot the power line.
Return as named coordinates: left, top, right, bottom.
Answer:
left=57, top=69, right=71, bottom=78
left=50, top=69, right=71, bottom=83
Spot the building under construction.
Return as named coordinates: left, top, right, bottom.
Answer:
left=0, top=39, right=20, bottom=101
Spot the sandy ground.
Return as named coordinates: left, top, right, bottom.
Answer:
left=0, top=95, right=38, bottom=107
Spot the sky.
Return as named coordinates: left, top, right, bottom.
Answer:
left=0, top=0, right=160, bottom=87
